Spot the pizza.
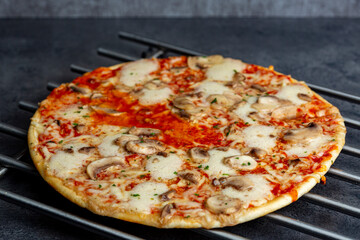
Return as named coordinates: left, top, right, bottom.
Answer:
left=28, top=55, right=346, bottom=228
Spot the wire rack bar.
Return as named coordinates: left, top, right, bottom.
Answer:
left=19, top=101, right=38, bottom=112
left=265, top=213, right=351, bottom=240
left=0, top=189, right=143, bottom=240
left=118, top=31, right=204, bottom=56
left=0, top=122, right=27, bottom=138
left=0, top=168, right=8, bottom=178
left=47, top=82, right=61, bottom=91
left=97, top=48, right=138, bottom=62
left=342, top=145, right=360, bottom=157
left=343, top=117, right=360, bottom=129
left=327, top=168, right=360, bottom=185
left=307, top=83, right=360, bottom=103
left=192, top=229, right=249, bottom=240
left=70, top=64, right=91, bottom=74
left=302, top=193, right=360, bottom=218
left=0, top=153, right=37, bottom=175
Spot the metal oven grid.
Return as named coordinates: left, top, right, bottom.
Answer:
left=0, top=31, right=359, bottom=240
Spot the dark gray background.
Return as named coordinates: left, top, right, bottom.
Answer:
left=1, top=0, right=360, bottom=18
left=0, top=18, right=359, bottom=239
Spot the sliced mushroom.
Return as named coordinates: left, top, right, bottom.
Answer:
left=187, top=55, right=224, bottom=70
left=144, top=79, right=164, bottom=90
left=221, top=176, right=254, bottom=191
left=63, top=148, right=74, bottom=154
left=251, top=96, right=282, bottom=111
left=74, top=124, right=86, bottom=133
left=248, top=111, right=265, bottom=121
left=178, top=170, right=201, bottom=185
left=283, top=122, right=322, bottom=144
left=288, top=158, right=301, bottom=166
left=251, top=84, right=266, bottom=92
left=214, top=146, right=229, bottom=152
left=173, top=96, right=195, bottom=110
left=157, top=152, right=168, bottom=157
left=177, top=109, right=191, bottom=119
left=69, top=83, right=91, bottom=95
left=125, top=139, right=166, bottom=155
left=271, top=105, right=298, bottom=120
left=247, top=148, right=267, bottom=159
left=159, top=190, right=176, bottom=202
left=223, top=155, right=257, bottom=170
left=206, top=94, right=231, bottom=108
left=188, top=147, right=209, bottom=164
left=233, top=72, right=246, bottom=83
left=161, top=203, right=176, bottom=218
left=128, top=127, right=161, bottom=137
left=86, top=156, right=126, bottom=180
left=90, top=92, right=103, bottom=99
left=297, top=93, right=312, bottom=102
left=212, top=178, right=221, bottom=186
left=78, top=146, right=96, bottom=154
left=205, top=194, right=241, bottom=214
left=113, top=134, right=139, bottom=147
left=90, top=105, right=124, bottom=116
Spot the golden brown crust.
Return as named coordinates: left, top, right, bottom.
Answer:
left=28, top=59, right=346, bottom=229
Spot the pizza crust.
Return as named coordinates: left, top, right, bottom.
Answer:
left=28, top=58, right=346, bottom=229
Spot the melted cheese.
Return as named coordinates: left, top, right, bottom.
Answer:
left=139, top=87, right=172, bottom=105
left=98, top=133, right=124, bottom=157
left=206, top=58, right=247, bottom=81
left=206, top=148, right=241, bottom=177
left=48, top=142, right=90, bottom=178
left=276, top=84, right=312, bottom=105
left=222, top=174, right=273, bottom=207
left=57, top=105, right=91, bottom=123
left=146, top=154, right=183, bottom=180
left=119, top=59, right=159, bottom=87
left=196, top=81, right=231, bottom=98
left=285, top=135, right=330, bottom=157
left=242, top=125, right=277, bottom=152
left=233, top=97, right=258, bottom=124
left=128, top=182, right=168, bottom=213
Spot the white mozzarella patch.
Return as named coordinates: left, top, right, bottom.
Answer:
left=56, top=105, right=91, bottom=122
left=242, top=125, right=277, bottom=152
left=276, top=84, right=312, bottom=105
left=285, top=135, right=330, bottom=157
left=233, top=97, right=258, bottom=124
left=139, top=87, right=173, bottom=105
left=146, top=154, right=183, bottom=180
left=110, top=181, right=130, bottom=202
left=195, top=81, right=231, bottom=98
left=119, top=59, right=159, bottom=87
left=48, top=142, right=90, bottom=178
left=206, top=58, right=247, bottom=81
left=98, top=133, right=125, bottom=157
left=128, top=182, right=169, bottom=213
left=206, top=148, right=241, bottom=177
left=222, top=174, right=273, bottom=207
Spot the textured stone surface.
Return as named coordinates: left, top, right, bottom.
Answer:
left=0, top=0, right=360, bottom=17
left=0, top=18, right=359, bottom=239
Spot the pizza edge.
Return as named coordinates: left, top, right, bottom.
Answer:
left=27, top=61, right=346, bottom=229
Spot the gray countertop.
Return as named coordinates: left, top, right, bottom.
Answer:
left=0, top=18, right=359, bottom=240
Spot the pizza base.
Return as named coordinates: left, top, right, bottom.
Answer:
left=28, top=61, right=346, bottom=229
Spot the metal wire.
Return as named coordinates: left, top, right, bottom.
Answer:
left=97, top=48, right=138, bottom=62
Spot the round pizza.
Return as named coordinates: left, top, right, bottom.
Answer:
left=28, top=55, right=346, bottom=228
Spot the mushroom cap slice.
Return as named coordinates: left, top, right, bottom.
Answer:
left=173, top=96, right=195, bottom=110
left=187, top=55, right=224, bottom=70
left=283, top=122, right=323, bottom=144
left=90, top=105, right=124, bottom=116
left=188, top=147, right=210, bottom=164
left=252, top=96, right=282, bottom=111
left=297, top=93, right=312, bottom=102
left=221, top=176, right=254, bottom=191
left=161, top=203, right=176, bottom=218
left=247, top=148, right=267, bottom=159
left=128, top=127, right=161, bottom=137
left=86, top=156, right=126, bottom=180
left=126, top=139, right=166, bottom=155
left=205, top=195, right=241, bottom=214
left=178, top=170, right=201, bottom=185
left=159, top=189, right=176, bottom=202
left=78, top=146, right=96, bottom=154
left=68, top=83, right=91, bottom=95
left=271, top=105, right=298, bottom=120
left=223, top=155, right=257, bottom=170
left=114, top=134, right=139, bottom=147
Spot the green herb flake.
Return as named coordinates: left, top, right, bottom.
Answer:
left=211, top=98, right=217, bottom=104
left=154, top=194, right=158, bottom=196
left=112, top=184, right=116, bottom=187
left=245, top=122, right=249, bottom=125
left=222, top=173, right=229, bottom=176
left=194, top=193, right=199, bottom=196
left=121, top=170, right=126, bottom=172
left=140, top=175, right=145, bottom=178
left=78, top=106, right=83, bottom=109
left=242, top=163, right=246, bottom=166
left=74, top=111, right=81, bottom=113
left=213, top=125, right=220, bottom=129
left=173, top=171, right=178, bottom=175
left=82, top=115, right=90, bottom=118
left=170, top=151, right=175, bottom=153
left=233, top=69, right=238, bottom=73
left=131, top=194, right=140, bottom=197
left=150, top=198, right=154, bottom=200
left=198, top=165, right=202, bottom=168
left=150, top=132, right=156, bottom=136
left=98, top=185, right=102, bottom=189
left=72, top=123, right=78, bottom=126
left=204, top=165, right=209, bottom=170
left=185, top=215, right=190, bottom=218
left=247, top=162, right=251, bottom=165
left=332, top=139, right=336, bottom=141
left=58, top=140, right=63, bottom=144
left=146, top=155, right=150, bottom=159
